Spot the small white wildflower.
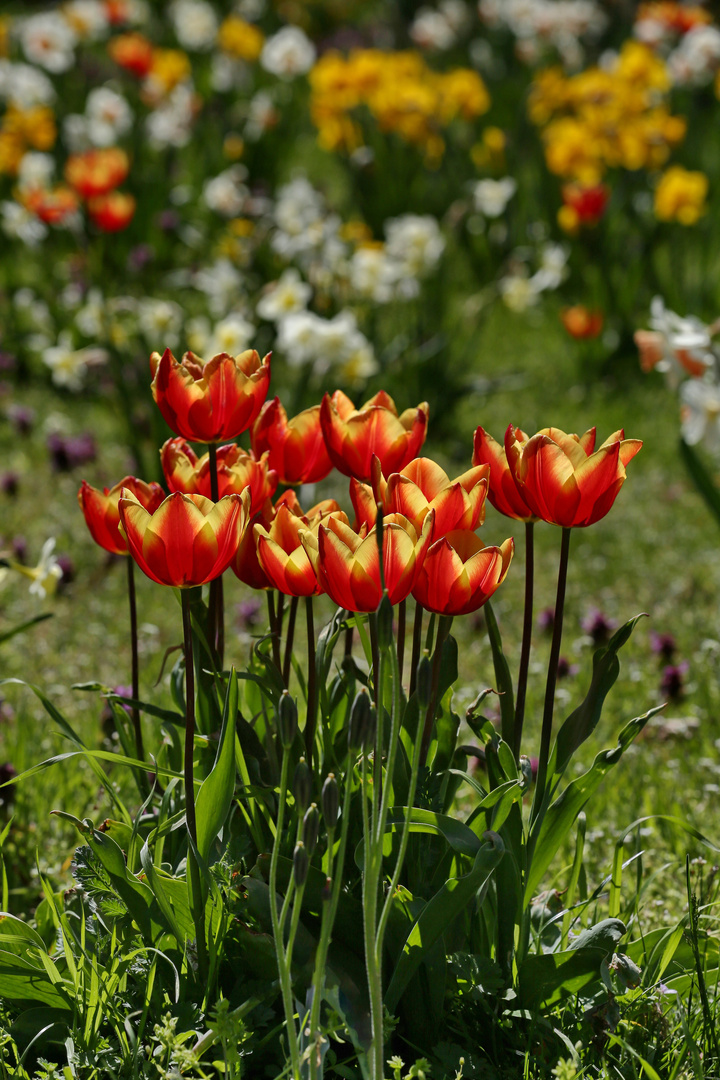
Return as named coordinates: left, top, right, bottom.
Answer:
left=20, top=12, right=78, bottom=74
left=169, top=0, right=218, bottom=50
left=256, top=268, right=312, bottom=321
left=471, top=177, right=517, bottom=218
left=261, top=26, right=316, bottom=79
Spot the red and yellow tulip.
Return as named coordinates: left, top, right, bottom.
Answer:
left=78, top=476, right=165, bottom=556
left=160, top=437, right=277, bottom=513
left=372, top=456, right=489, bottom=540
left=150, top=348, right=271, bottom=444
left=255, top=497, right=347, bottom=597
left=65, top=147, right=130, bottom=199
left=87, top=190, right=136, bottom=232
left=251, top=398, right=333, bottom=486
left=320, top=389, right=429, bottom=482
left=473, top=426, right=538, bottom=522
left=413, top=530, right=514, bottom=616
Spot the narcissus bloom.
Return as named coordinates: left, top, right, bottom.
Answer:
left=255, top=498, right=347, bottom=596
left=372, top=456, right=489, bottom=540
left=473, top=426, right=538, bottom=522
left=413, top=530, right=514, bottom=616
left=504, top=425, right=642, bottom=528
left=160, top=437, right=277, bottom=513
left=320, top=389, right=429, bottom=482
left=87, top=191, right=136, bottom=232
left=302, top=511, right=433, bottom=612
left=151, top=348, right=271, bottom=444
left=65, top=147, right=130, bottom=199
left=78, top=476, right=165, bottom=556
left=118, top=488, right=250, bottom=587
left=250, top=397, right=332, bottom=485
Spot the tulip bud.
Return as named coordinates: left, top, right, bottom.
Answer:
left=348, top=688, right=371, bottom=752
left=321, top=774, right=339, bottom=829
left=416, top=650, right=432, bottom=711
left=293, top=757, right=312, bottom=812
left=293, top=841, right=308, bottom=888
left=302, top=803, right=319, bottom=857
left=365, top=703, right=377, bottom=750
left=277, top=690, right=297, bottom=750
left=377, top=591, right=394, bottom=651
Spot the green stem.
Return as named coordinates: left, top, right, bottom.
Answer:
left=361, top=750, right=383, bottom=1080
left=305, top=597, right=317, bottom=765
left=532, top=527, right=571, bottom=820
left=283, top=595, right=299, bottom=689
left=408, top=600, right=423, bottom=698
left=513, top=521, right=535, bottom=760
left=397, top=597, right=406, bottom=685
left=208, top=443, right=224, bottom=668
left=182, top=589, right=207, bottom=979
left=419, top=615, right=452, bottom=767
left=126, top=555, right=144, bottom=763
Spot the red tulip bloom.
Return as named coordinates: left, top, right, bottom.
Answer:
left=255, top=499, right=348, bottom=597
left=320, top=389, right=429, bottom=482
left=413, top=530, right=514, bottom=616
left=24, top=186, right=79, bottom=226
left=504, top=424, right=642, bottom=528
left=473, top=426, right=538, bottom=522
left=302, top=511, right=434, bottom=612
left=560, top=306, right=604, bottom=340
left=118, top=488, right=250, bottom=587
left=87, top=191, right=136, bottom=232
left=78, top=476, right=165, bottom=555
left=160, top=437, right=277, bottom=513
left=251, top=398, right=333, bottom=485
left=349, top=478, right=377, bottom=531
left=65, top=148, right=130, bottom=199
left=108, top=32, right=155, bottom=76
left=561, top=183, right=609, bottom=226
left=372, top=456, right=489, bottom=541
left=231, top=498, right=275, bottom=589
left=151, top=349, right=271, bottom=444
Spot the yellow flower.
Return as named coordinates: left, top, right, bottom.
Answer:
left=223, top=133, right=245, bottom=160
left=147, top=48, right=191, bottom=94
left=217, top=15, right=264, bottom=62
left=654, top=165, right=708, bottom=225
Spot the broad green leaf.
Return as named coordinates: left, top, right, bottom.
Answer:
left=0, top=612, right=52, bottom=645
left=517, top=918, right=625, bottom=1010
left=679, top=437, right=720, bottom=530
left=483, top=600, right=514, bottom=747
left=0, top=914, right=47, bottom=956
left=384, top=831, right=504, bottom=1012
left=0, top=950, right=73, bottom=1009
left=433, top=685, right=461, bottom=772
left=355, top=807, right=484, bottom=868
left=549, top=613, right=646, bottom=781
left=195, top=669, right=239, bottom=864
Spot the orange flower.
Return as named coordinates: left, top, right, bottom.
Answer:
left=78, top=476, right=165, bottom=556
left=107, top=32, right=154, bottom=77
left=118, top=488, right=250, bottom=588
left=560, top=306, right=604, bottom=340
left=413, top=530, right=514, bottom=615
left=231, top=498, right=275, bottom=590
left=160, top=437, right=277, bottom=512
left=255, top=498, right=347, bottom=597
left=634, top=329, right=665, bottom=372
left=349, top=477, right=378, bottom=531
left=372, top=456, right=489, bottom=540
left=150, top=349, right=271, bottom=444
left=473, top=426, right=538, bottom=522
left=87, top=191, right=136, bottom=232
left=320, top=389, right=429, bottom=482
left=250, top=397, right=333, bottom=485
left=23, top=186, right=79, bottom=225
left=65, top=148, right=130, bottom=199
left=504, top=424, right=642, bottom=528
left=302, top=511, right=434, bottom=612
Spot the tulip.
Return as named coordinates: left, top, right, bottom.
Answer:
left=107, top=32, right=155, bottom=77
left=250, top=397, right=333, bottom=485
left=24, top=186, right=79, bottom=226
left=160, top=437, right=277, bottom=513
left=413, top=530, right=514, bottom=616
left=372, top=456, right=489, bottom=540
left=150, top=348, right=271, bottom=444
left=87, top=191, right=136, bottom=232
left=320, top=389, right=429, bottom=482
left=349, top=477, right=377, bottom=531
left=255, top=499, right=348, bottom=597
left=118, top=488, right=250, bottom=588
left=504, top=424, right=642, bottom=528
left=560, top=306, right=603, bottom=340
left=65, top=147, right=130, bottom=199
left=302, top=511, right=433, bottom=612
left=78, top=476, right=165, bottom=555
left=473, top=426, right=538, bottom=522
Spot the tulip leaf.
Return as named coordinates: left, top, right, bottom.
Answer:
left=679, top=436, right=720, bottom=530
left=483, top=601, right=514, bottom=748
left=195, top=669, right=239, bottom=865
left=354, top=807, right=484, bottom=869
left=0, top=612, right=52, bottom=645
left=525, top=706, right=664, bottom=903
left=384, top=831, right=504, bottom=1013
left=549, top=612, right=647, bottom=782
left=0, top=950, right=73, bottom=1009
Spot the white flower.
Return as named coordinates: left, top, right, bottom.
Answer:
left=274, top=177, right=325, bottom=235
left=145, top=84, right=196, bottom=149
left=498, top=272, right=541, bottom=312
left=1, top=202, right=47, bottom=247
left=681, top=379, right=720, bottom=455
left=256, top=268, right=312, bottom=321
left=64, top=0, right=109, bottom=41
left=186, top=315, right=211, bottom=355
left=245, top=91, right=278, bottom=141
left=42, top=330, right=107, bottom=390
left=385, top=214, right=445, bottom=277
left=75, top=288, right=105, bottom=337
left=206, top=313, right=255, bottom=356
left=193, top=258, right=244, bottom=317
left=530, top=242, right=569, bottom=291
left=668, top=26, right=720, bottom=87
left=16, top=152, right=55, bottom=192
left=647, top=296, right=715, bottom=387
left=16, top=538, right=64, bottom=600
left=62, top=114, right=91, bottom=153
left=410, top=10, right=457, bottom=51
left=348, top=247, right=397, bottom=304
left=85, top=86, right=133, bottom=146
left=261, top=26, right=316, bottom=79
left=20, top=12, right=78, bottom=74
left=169, top=0, right=218, bottom=50
left=203, top=166, right=248, bottom=217
left=0, top=61, right=55, bottom=107
left=471, top=177, right=517, bottom=218
left=138, top=298, right=184, bottom=349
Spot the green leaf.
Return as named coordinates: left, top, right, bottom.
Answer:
left=0, top=950, right=73, bottom=1009
left=483, top=600, right=514, bottom=747
left=355, top=807, right=484, bottom=868
left=550, top=614, right=646, bottom=781
left=517, top=947, right=613, bottom=1010
left=0, top=613, right=52, bottom=645
left=0, top=914, right=48, bottom=957
left=384, top=831, right=504, bottom=1012
left=525, top=706, right=663, bottom=904
left=679, top=437, right=720, bottom=529
left=433, top=686, right=461, bottom=773
left=195, top=669, right=239, bottom=865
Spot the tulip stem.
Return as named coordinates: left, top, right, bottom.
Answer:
left=369, top=612, right=380, bottom=711
left=397, top=597, right=406, bottom=684
left=513, top=521, right=535, bottom=760
left=409, top=601, right=424, bottom=697
left=533, top=526, right=572, bottom=820
left=282, top=596, right=298, bottom=688
left=344, top=622, right=354, bottom=660
left=420, top=614, right=453, bottom=768
left=126, top=555, right=144, bottom=763
left=305, top=597, right=317, bottom=765
left=182, top=588, right=207, bottom=980
left=208, top=442, right=224, bottom=667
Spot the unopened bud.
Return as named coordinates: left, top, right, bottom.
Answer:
left=302, top=803, right=319, bottom=856
left=293, top=757, right=312, bottom=812
left=321, top=773, right=339, bottom=829
left=416, top=650, right=432, bottom=711
left=277, top=691, right=297, bottom=750
left=364, top=703, right=377, bottom=751
left=348, top=688, right=371, bottom=752
left=377, top=591, right=394, bottom=651
left=293, top=841, right=308, bottom=888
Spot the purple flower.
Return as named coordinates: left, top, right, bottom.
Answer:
left=11, top=535, right=27, bottom=563
left=651, top=631, right=676, bottom=662
left=557, top=656, right=579, bottom=679
left=0, top=352, right=16, bottom=373
left=582, top=608, right=616, bottom=646
left=57, top=554, right=76, bottom=586
left=236, top=598, right=262, bottom=629
left=0, top=471, right=19, bottom=496
left=127, top=244, right=154, bottom=272
left=47, top=431, right=97, bottom=471
left=6, top=404, right=35, bottom=435
left=158, top=209, right=180, bottom=231
left=660, top=662, right=689, bottom=701
left=537, top=607, right=555, bottom=633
